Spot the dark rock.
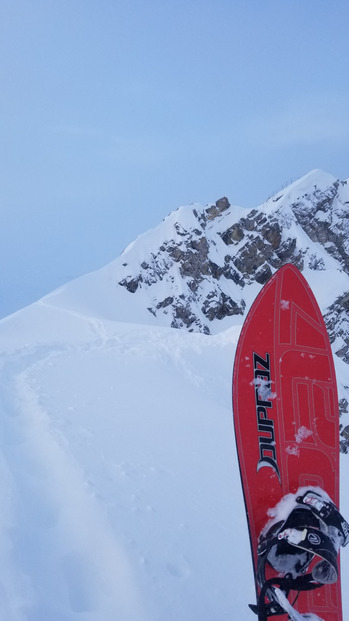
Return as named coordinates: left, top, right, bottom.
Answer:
left=255, top=264, right=272, bottom=284
left=205, top=197, right=230, bottom=220
left=276, top=238, right=297, bottom=263
left=156, top=297, right=174, bottom=309
left=233, top=237, right=274, bottom=276
left=324, top=291, right=349, bottom=363
left=261, top=222, right=282, bottom=249
left=220, top=223, right=244, bottom=245
left=202, top=292, right=245, bottom=321
left=119, top=276, right=142, bottom=293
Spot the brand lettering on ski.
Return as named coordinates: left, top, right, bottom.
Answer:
left=253, top=352, right=281, bottom=482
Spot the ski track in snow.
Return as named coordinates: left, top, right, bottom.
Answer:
left=0, top=307, right=252, bottom=621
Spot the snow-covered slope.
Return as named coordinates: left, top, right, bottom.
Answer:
left=0, top=304, right=251, bottom=620
left=1, top=304, right=348, bottom=621
left=0, top=169, right=349, bottom=619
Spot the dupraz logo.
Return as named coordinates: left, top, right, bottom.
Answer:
left=253, top=352, right=280, bottom=481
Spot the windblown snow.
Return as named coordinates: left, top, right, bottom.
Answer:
left=0, top=169, right=348, bottom=620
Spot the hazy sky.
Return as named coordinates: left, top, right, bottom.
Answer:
left=1, top=0, right=349, bottom=317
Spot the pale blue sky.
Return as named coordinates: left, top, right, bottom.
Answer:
left=1, top=0, right=349, bottom=317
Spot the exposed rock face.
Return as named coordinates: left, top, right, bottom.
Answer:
left=118, top=173, right=349, bottom=334
left=324, top=290, right=349, bottom=452
left=116, top=170, right=349, bottom=449
left=324, top=291, right=349, bottom=364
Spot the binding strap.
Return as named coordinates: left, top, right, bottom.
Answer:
left=297, top=490, right=349, bottom=546
left=249, top=575, right=324, bottom=620
left=276, top=524, right=338, bottom=583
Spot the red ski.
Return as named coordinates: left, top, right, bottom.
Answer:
left=233, top=264, right=345, bottom=620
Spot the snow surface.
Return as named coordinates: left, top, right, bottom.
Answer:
left=0, top=298, right=253, bottom=620
left=0, top=284, right=348, bottom=620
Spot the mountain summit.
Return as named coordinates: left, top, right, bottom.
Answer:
left=47, top=169, right=349, bottom=335
left=117, top=169, right=349, bottom=335
left=47, top=168, right=349, bottom=348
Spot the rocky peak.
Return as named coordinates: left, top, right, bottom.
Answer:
left=116, top=170, right=349, bottom=450
left=118, top=171, right=349, bottom=336
left=291, top=179, right=349, bottom=272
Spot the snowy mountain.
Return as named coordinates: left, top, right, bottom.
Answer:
left=0, top=169, right=349, bottom=620
left=42, top=170, right=349, bottom=341
left=116, top=169, right=349, bottom=336
left=41, top=169, right=349, bottom=447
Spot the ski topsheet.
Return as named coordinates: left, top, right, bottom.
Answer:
left=232, top=264, right=342, bottom=620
